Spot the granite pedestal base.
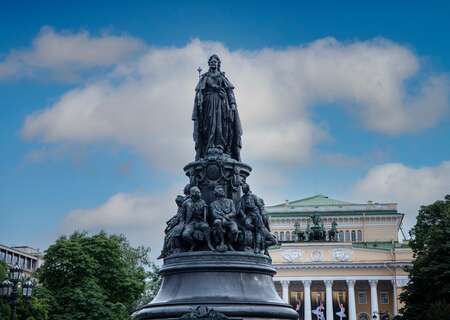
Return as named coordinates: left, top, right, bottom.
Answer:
left=133, top=252, right=298, bottom=320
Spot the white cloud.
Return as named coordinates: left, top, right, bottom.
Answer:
left=0, top=26, right=144, bottom=80
left=352, top=161, right=450, bottom=231
left=20, top=35, right=449, bottom=170
left=61, top=189, right=178, bottom=258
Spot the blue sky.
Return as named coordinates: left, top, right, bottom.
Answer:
left=1, top=1, right=449, bottom=257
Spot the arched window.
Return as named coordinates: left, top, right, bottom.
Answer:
left=339, top=231, right=344, bottom=242
left=345, top=230, right=350, bottom=242
left=357, top=230, right=362, bottom=241
left=280, top=232, right=285, bottom=241
left=285, top=231, right=290, bottom=241
left=351, top=230, right=356, bottom=242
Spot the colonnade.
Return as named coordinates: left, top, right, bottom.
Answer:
left=277, top=278, right=402, bottom=320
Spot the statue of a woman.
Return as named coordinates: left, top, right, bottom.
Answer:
left=192, top=55, right=242, bottom=161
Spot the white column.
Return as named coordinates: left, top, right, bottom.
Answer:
left=391, top=280, right=398, bottom=316
left=346, top=280, right=357, bottom=320
left=369, top=280, right=379, bottom=319
left=325, top=280, right=334, bottom=320
left=303, top=280, right=312, bottom=320
left=281, top=280, right=290, bottom=304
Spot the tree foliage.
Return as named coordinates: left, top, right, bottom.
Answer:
left=37, top=231, right=155, bottom=320
left=136, top=263, right=162, bottom=307
left=400, top=195, right=450, bottom=320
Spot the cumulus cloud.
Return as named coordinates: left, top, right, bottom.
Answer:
left=19, top=34, right=449, bottom=170
left=61, top=189, right=179, bottom=258
left=0, top=26, right=144, bottom=81
left=352, top=161, right=450, bottom=231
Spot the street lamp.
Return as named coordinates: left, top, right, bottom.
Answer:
left=373, top=311, right=390, bottom=320
left=0, top=263, right=34, bottom=320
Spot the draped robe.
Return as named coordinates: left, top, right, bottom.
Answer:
left=192, top=71, right=242, bottom=161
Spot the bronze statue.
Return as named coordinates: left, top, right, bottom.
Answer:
left=192, top=54, right=242, bottom=161
left=210, top=185, right=240, bottom=251
left=238, top=183, right=276, bottom=254
left=309, top=213, right=326, bottom=241
left=181, top=186, right=215, bottom=251
left=159, top=195, right=186, bottom=259
left=328, top=219, right=338, bottom=241
left=158, top=58, right=277, bottom=258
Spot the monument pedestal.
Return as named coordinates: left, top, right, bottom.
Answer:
left=133, top=252, right=298, bottom=320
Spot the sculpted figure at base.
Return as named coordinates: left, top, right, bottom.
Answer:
left=210, top=185, right=240, bottom=251
left=192, top=54, right=242, bottom=161
left=239, top=183, right=276, bottom=254
left=159, top=195, right=186, bottom=259
left=181, top=186, right=215, bottom=251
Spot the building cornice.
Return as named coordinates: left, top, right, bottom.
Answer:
left=274, top=261, right=412, bottom=270
left=268, top=210, right=401, bottom=218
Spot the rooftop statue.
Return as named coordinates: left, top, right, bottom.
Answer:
left=192, top=54, right=242, bottom=161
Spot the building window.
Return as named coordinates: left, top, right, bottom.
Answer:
left=7, top=252, right=12, bottom=263
left=0, top=250, right=5, bottom=261
left=338, top=231, right=344, bottom=242
left=357, top=230, right=362, bottom=241
left=280, top=232, right=285, bottom=241
left=285, top=231, right=290, bottom=241
left=380, top=291, right=389, bottom=304
left=351, top=230, right=356, bottom=242
left=358, top=291, right=367, bottom=304
left=345, top=231, right=350, bottom=242
left=274, top=232, right=279, bottom=240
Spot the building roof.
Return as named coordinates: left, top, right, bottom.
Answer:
left=266, top=194, right=400, bottom=217
left=273, top=194, right=352, bottom=208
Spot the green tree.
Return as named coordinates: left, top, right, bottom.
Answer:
left=136, top=263, right=162, bottom=307
left=400, top=195, right=450, bottom=320
left=38, top=231, right=154, bottom=320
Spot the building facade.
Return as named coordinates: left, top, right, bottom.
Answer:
left=267, top=195, right=413, bottom=320
left=0, top=244, right=44, bottom=276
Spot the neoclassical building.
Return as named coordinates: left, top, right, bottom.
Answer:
left=267, top=195, right=413, bottom=320
left=0, top=244, right=44, bottom=277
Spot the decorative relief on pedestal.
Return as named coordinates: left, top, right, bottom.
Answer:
left=179, top=306, right=240, bottom=320
left=332, top=248, right=352, bottom=262
left=310, top=249, right=323, bottom=262
left=282, top=249, right=303, bottom=263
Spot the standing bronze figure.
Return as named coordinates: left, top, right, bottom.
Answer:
left=192, top=54, right=242, bottom=161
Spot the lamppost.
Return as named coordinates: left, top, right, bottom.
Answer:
left=373, top=311, right=390, bottom=320
left=0, top=264, right=34, bottom=320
